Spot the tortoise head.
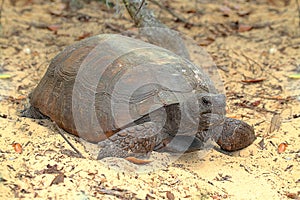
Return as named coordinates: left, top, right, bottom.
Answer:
left=183, top=93, right=226, bottom=132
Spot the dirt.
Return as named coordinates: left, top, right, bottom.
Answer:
left=0, top=0, right=299, bottom=199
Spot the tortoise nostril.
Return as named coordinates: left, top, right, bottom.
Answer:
left=201, top=96, right=212, bottom=107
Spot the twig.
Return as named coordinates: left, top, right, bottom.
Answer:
left=122, top=0, right=190, bottom=58
left=134, top=0, right=145, bottom=18
left=55, top=123, right=85, bottom=158
left=257, top=95, right=293, bottom=101
left=241, top=52, right=264, bottom=72
left=254, top=120, right=265, bottom=126
left=296, top=0, right=300, bottom=27
left=97, top=188, right=139, bottom=200
left=148, top=0, right=203, bottom=26
left=104, top=22, right=124, bottom=33
left=122, top=0, right=163, bottom=27
left=0, top=0, right=4, bottom=24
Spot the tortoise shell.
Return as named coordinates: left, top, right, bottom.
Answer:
left=29, top=34, right=219, bottom=143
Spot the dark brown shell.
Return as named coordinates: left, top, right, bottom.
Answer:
left=30, top=34, right=216, bottom=142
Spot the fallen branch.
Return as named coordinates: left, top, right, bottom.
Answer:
left=122, top=0, right=190, bottom=58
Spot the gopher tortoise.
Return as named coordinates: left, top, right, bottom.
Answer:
left=22, top=34, right=255, bottom=159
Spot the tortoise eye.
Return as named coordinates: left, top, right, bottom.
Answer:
left=201, top=96, right=212, bottom=107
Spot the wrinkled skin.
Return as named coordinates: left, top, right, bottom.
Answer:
left=95, top=93, right=255, bottom=159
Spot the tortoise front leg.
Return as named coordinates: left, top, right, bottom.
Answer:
left=97, top=122, right=158, bottom=159
left=154, top=135, right=207, bottom=153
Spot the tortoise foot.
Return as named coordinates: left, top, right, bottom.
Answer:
left=97, top=122, right=158, bottom=159
left=217, top=118, right=256, bottom=151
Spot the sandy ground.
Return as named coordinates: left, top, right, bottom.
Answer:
left=0, top=0, right=299, bottom=199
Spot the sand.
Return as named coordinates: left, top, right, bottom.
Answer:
left=0, top=0, right=299, bottom=199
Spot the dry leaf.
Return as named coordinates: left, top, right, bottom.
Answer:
left=269, top=113, right=281, bottom=133
left=125, top=157, right=152, bottom=165
left=238, top=24, right=253, bottom=32
left=77, top=32, right=92, bottom=41
left=48, top=3, right=67, bottom=16
left=166, top=191, right=175, bottom=200
left=186, top=9, right=196, bottom=14
left=35, top=164, right=62, bottom=175
left=47, top=24, right=60, bottom=32
left=241, top=78, right=265, bottom=83
left=285, top=192, right=299, bottom=199
left=237, top=10, right=251, bottom=17
left=251, top=100, right=261, bottom=107
left=278, top=143, right=287, bottom=153
left=219, top=6, right=232, bottom=16
left=258, top=138, right=265, bottom=150
left=12, top=143, right=22, bottom=153
left=15, top=95, right=27, bottom=100
left=50, top=173, right=64, bottom=186
left=288, top=74, right=300, bottom=79
left=146, top=193, right=156, bottom=199
left=198, top=37, right=215, bottom=46
left=0, top=74, right=12, bottom=79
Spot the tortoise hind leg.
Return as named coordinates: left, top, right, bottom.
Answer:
left=97, top=122, right=159, bottom=159
left=21, top=106, right=47, bottom=119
